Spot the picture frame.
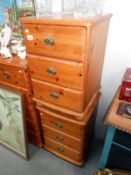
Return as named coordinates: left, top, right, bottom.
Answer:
left=0, top=0, right=35, bottom=38
left=0, top=87, right=28, bottom=160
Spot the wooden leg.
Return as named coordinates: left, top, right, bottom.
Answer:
left=98, top=126, right=116, bottom=169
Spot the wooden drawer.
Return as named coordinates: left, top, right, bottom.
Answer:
left=22, top=25, right=85, bottom=62
left=32, top=79, right=83, bottom=112
left=29, top=56, right=83, bottom=90
left=43, top=125, right=83, bottom=152
left=44, top=137, right=82, bottom=162
left=39, top=109, right=85, bottom=139
left=0, top=64, right=29, bottom=88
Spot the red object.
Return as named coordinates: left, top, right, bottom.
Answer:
left=119, top=68, right=131, bottom=102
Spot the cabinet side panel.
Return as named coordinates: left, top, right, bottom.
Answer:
left=84, top=19, right=111, bottom=107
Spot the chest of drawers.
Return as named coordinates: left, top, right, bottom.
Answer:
left=0, top=56, right=43, bottom=147
left=20, top=14, right=112, bottom=165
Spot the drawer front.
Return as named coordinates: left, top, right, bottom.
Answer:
left=29, top=56, right=83, bottom=90
left=32, top=79, right=83, bottom=112
left=39, top=110, right=84, bottom=139
left=22, top=25, right=85, bottom=62
left=43, top=125, right=83, bottom=151
left=44, top=137, right=82, bottom=162
left=0, top=64, right=29, bottom=88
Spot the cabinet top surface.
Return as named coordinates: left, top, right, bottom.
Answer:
left=0, top=56, right=28, bottom=69
left=20, top=13, right=112, bottom=26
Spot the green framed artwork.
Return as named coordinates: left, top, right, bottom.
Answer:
left=0, top=87, right=28, bottom=160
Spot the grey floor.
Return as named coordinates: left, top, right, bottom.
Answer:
left=0, top=138, right=103, bottom=175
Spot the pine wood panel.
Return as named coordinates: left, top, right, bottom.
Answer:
left=25, top=105, right=43, bottom=146
left=0, top=63, right=29, bottom=88
left=28, top=55, right=83, bottom=90
left=27, top=130, right=43, bottom=147
left=21, top=15, right=111, bottom=112
left=26, top=119, right=38, bottom=133
left=39, top=110, right=85, bottom=139
left=20, top=14, right=112, bottom=27
left=22, top=25, right=86, bottom=62
left=43, top=125, right=83, bottom=151
left=20, top=14, right=112, bottom=165
left=44, top=137, right=82, bottom=162
left=0, top=57, right=43, bottom=147
left=26, top=105, right=38, bottom=121
left=35, top=89, right=100, bottom=120
left=39, top=100, right=97, bottom=142
left=39, top=100, right=98, bottom=164
left=44, top=146, right=84, bottom=166
left=83, top=18, right=111, bottom=108
left=0, top=55, right=28, bottom=68
left=32, top=78, right=83, bottom=112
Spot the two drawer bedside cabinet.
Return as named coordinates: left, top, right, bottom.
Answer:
left=20, top=14, right=112, bottom=165
left=0, top=56, right=43, bottom=147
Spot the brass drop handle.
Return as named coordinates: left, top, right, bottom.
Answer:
left=55, top=122, right=63, bottom=129
left=3, top=71, right=11, bottom=78
left=44, top=38, right=55, bottom=46
left=57, top=147, right=64, bottom=153
left=50, top=92, right=59, bottom=99
left=56, top=135, right=64, bottom=142
left=47, top=68, right=56, bottom=75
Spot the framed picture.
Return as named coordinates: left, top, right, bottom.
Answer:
left=0, top=87, right=28, bottom=160
left=0, top=0, right=35, bottom=38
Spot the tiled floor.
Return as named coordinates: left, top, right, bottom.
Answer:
left=0, top=138, right=102, bottom=175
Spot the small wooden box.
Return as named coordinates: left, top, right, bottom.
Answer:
left=119, top=68, right=131, bottom=102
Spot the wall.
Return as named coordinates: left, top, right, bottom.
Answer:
left=95, top=0, right=131, bottom=139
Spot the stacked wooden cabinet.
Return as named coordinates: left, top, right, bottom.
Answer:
left=20, top=14, right=112, bottom=165
left=0, top=56, right=43, bottom=147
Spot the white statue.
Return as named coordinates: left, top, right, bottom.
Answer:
left=17, top=46, right=26, bottom=59
left=10, top=39, right=26, bottom=59
left=0, top=24, right=12, bottom=58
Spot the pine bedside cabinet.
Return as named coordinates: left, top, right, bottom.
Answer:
left=20, top=14, right=112, bottom=165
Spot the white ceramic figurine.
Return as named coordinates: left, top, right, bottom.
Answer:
left=0, top=24, right=12, bottom=58
left=10, top=39, right=26, bottom=59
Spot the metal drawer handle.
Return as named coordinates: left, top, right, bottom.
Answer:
left=47, top=68, right=56, bottom=75
left=3, top=71, right=11, bottom=78
left=55, top=122, right=63, bottom=129
left=50, top=92, right=59, bottom=99
left=56, top=136, right=64, bottom=142
left=44, top=38, right=55, bottom=46
left=57, top=147, right=64, bottom=153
